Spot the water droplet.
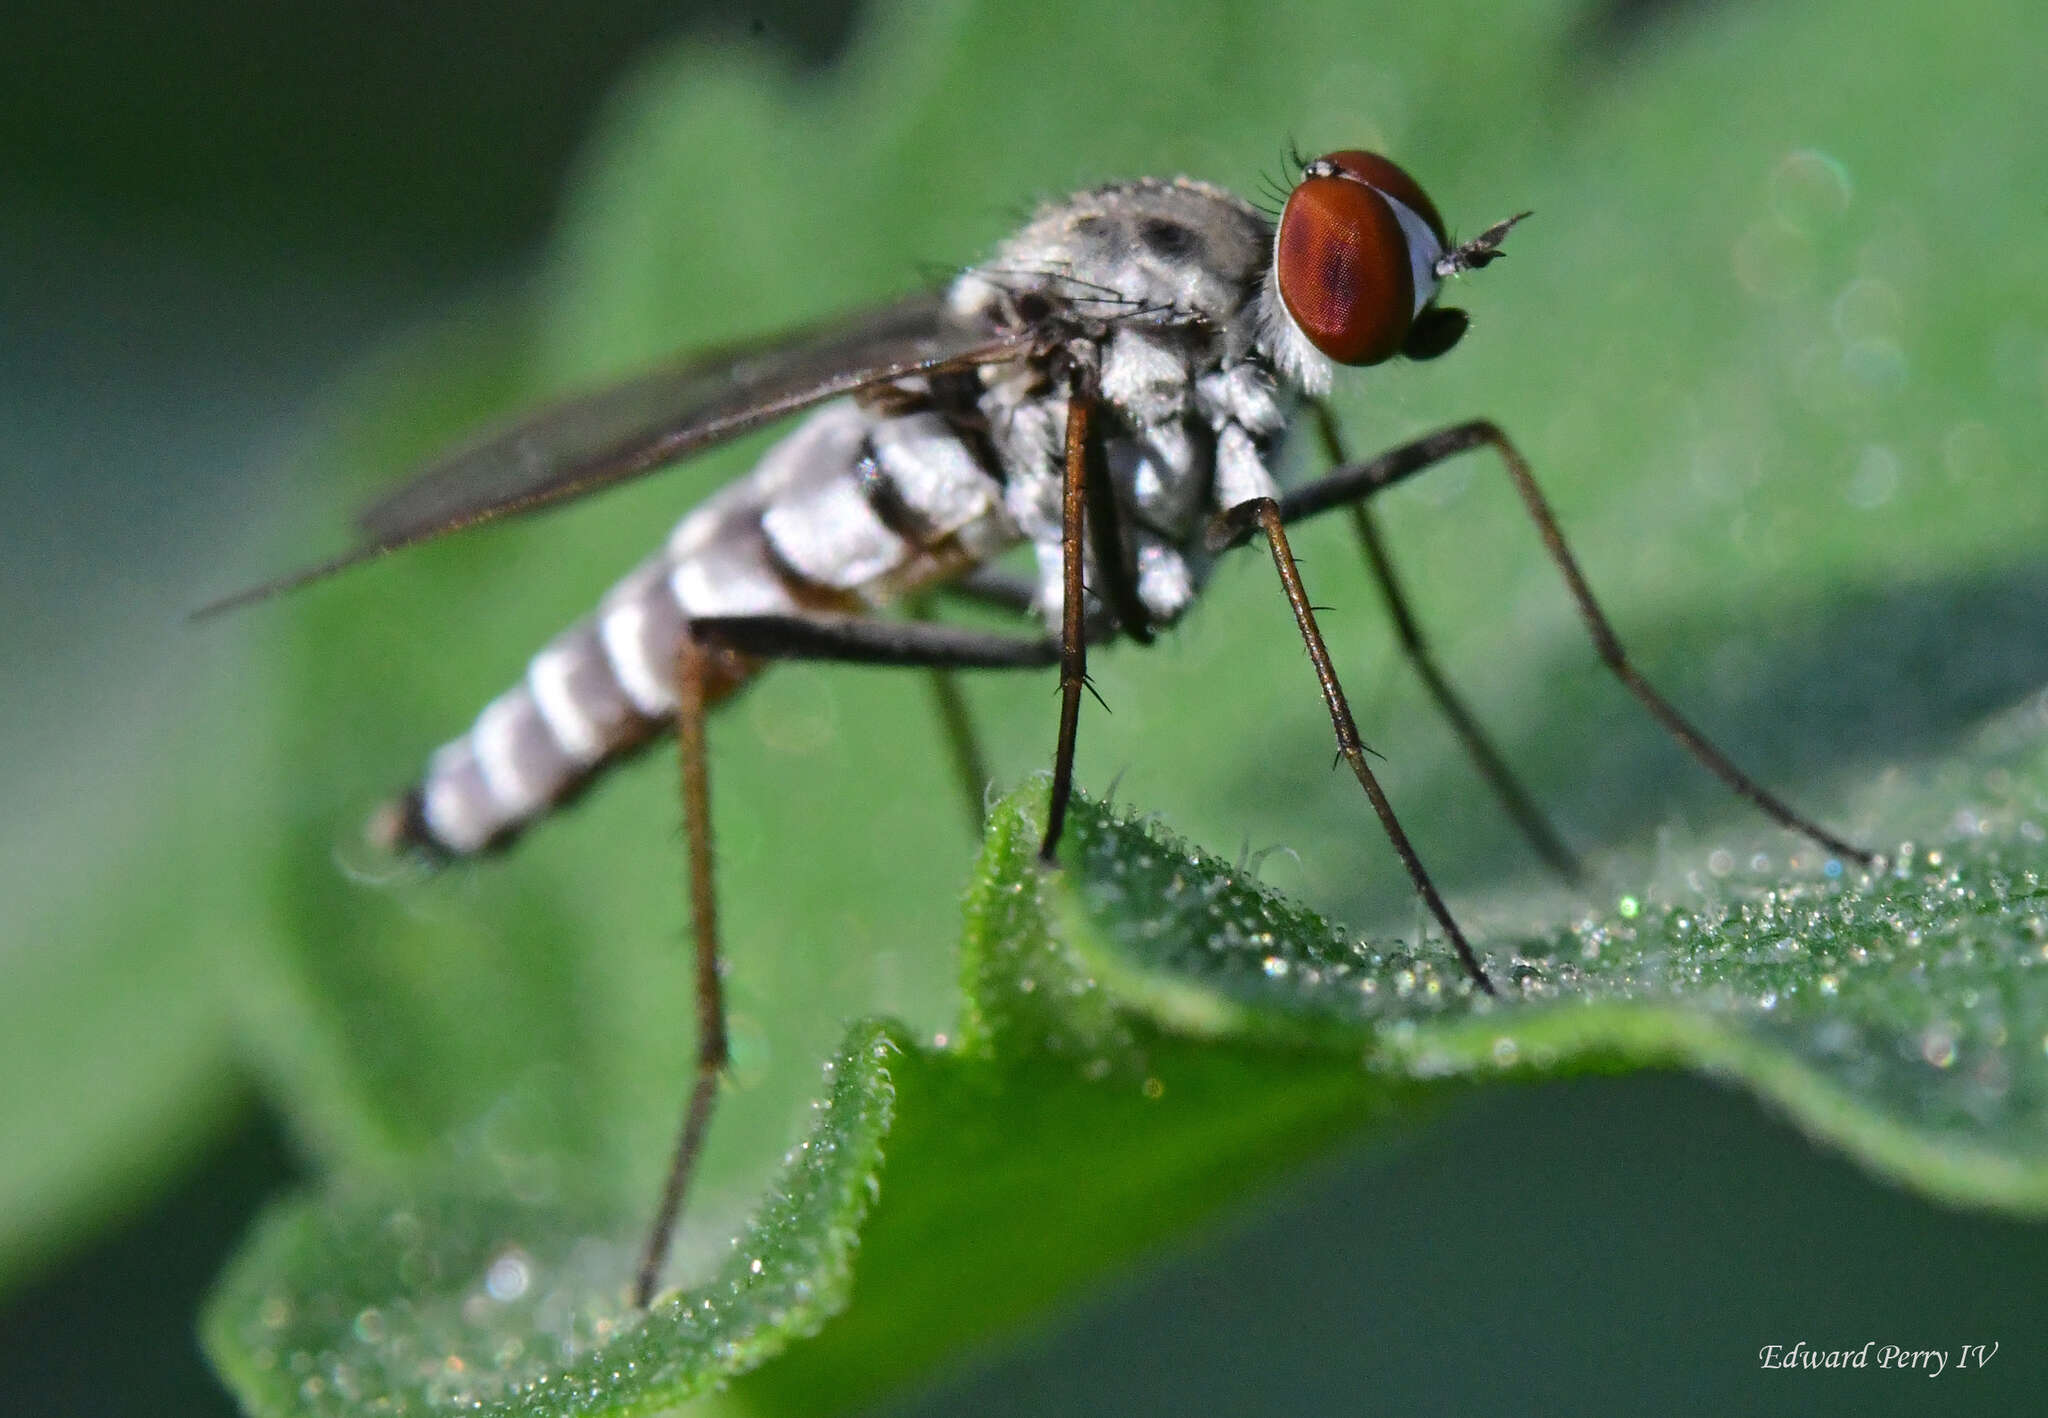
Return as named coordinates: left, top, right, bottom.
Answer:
left=1770, top=148, right=1853, bottom=234
left=1844, top=443, right=1901, bottom=509
left=1617, top=895, right=1640, bottom=919
left=1262, top=955, right=1289, bottom=978
left=1921, top=1026, right=1958, bottom=1069
left=485, top=1248, right=533, bottom=1303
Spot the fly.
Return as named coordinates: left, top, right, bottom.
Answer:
left=200, top=149, right=1874, bottom=1307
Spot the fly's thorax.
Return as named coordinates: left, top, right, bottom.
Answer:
left=947, top=176, right=1273, bottom=359
left=939, top=174, right=1315, bottom=633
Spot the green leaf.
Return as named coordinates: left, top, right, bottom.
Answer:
left=200, top=789, right=1417, bottom=1416
left=203, top=1022, right=901, bottom=1416
left=203, top=697, right=2048, bottom=1416
left=1054, top=770, right=2048, bottom=1213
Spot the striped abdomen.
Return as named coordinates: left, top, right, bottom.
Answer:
left=381, top=398, right=1018, bottom=856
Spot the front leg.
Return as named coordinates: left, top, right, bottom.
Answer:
left=1209, top=497, right=1496, bottom=994
left=1043, top=355, right=1099, bottom=862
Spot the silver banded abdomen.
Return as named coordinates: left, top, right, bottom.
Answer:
left=387, top=397, right=1020, bottom=855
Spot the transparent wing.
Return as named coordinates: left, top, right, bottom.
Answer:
left=197, top=292, right=1032, bottom=616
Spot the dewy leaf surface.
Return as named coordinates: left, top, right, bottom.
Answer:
left=203, top=794, right=1419, bottom=1418
left=205, top=691, right=2048, bottom=1417
left=205, top=1023, right=901, bottom=1418
left=1053, top=726, right=2048, bottom=1213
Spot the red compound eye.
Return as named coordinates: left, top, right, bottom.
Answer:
left=1275, top=150, right=1444, bottom=367
left=1320, top=149, right=1447, bottom=245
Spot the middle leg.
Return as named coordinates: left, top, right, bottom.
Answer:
left=1270, top=419, right=1873, bottom=868
left=910, top=594, right=996, bottom=837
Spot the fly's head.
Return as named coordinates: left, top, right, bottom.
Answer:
left=1259, top=149, right=1529, bottom=394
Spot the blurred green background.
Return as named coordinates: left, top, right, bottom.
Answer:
left=0, top=4, right=857, bottom=1412
left=5, top=0, right=2047, bottom=1414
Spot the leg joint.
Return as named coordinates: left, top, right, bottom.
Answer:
left=1206, top=495, right=1281, bottom=553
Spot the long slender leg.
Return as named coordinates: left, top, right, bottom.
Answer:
left=1308, top=400, right=1583, bottom=884
left=925, top=675, right=993, bottom=835
left=1042, top=361, right=1095, bottom=863
left=1213, top=497, right=1495, bottom=994
left=690, top=614, right=1058, bottom=668
left=913, top=595, right=993, bottom=836
left=1263, top=420, right=1874, bottom=867
left=635, top=634, right=731, bottom=1308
